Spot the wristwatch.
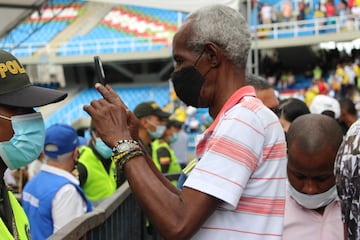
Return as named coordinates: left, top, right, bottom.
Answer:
left=112, top=140, right=141, bottom=155
left=112, top=140, right=144, bottom=169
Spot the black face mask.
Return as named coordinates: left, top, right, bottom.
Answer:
left=171, top=65, right=205, bottom=107
left=171, top=50, right=212, bottom=108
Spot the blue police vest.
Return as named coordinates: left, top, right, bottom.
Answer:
left=22, top=170, right=92, bottom=240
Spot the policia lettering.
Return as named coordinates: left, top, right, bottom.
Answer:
left=0, top=60, right=26, bottom=78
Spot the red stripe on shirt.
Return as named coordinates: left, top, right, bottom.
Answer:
left=200, top=226, right=283, bottom=237
left=222, top=117, right=265, bottom=137
left=263, top=142, right=287, bottom=160
left=195, top=167, right=245, bottom=190
left=208, top=136, right=258, bottom=171
left=242, top=97, right=263, bottom=112
left=236, top=196, right=285, bottom=215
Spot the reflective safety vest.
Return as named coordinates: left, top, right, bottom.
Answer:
left=151, top=139, right=181, bottom=185
left=177, top=158, right=198, bottom=189
left=0, top=191, right=30, bottom=240
left=78, top=146, right=116, bottom=202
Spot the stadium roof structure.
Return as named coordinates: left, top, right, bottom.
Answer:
left=0, top=0, right=47, bottom=39
left=91, top=0, right=240, bottom=12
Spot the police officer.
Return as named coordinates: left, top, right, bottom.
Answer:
left=77, top=120, right=117, bottom=206
left=133, top=102, right=180, bottom=179
left=151, top=119, right=182, bottom=185
left=0, top=50, right=67, bottom=239
left=133, top=101, right=172, bottom=164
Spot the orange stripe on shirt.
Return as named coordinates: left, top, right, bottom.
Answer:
left=200, top=226, right=283, bottom=237
left=208, top=136, right=258, bottom=171
left=263, top=142, right=287, bottom=160
left=195, top=167, right=245, bottom=190
left=264, top=119, right=283, bottom=129
left=242, top=98, right=263, bottom=112
left=236, top=197, right=285, bottom=215
left=222, top=117, right=265, bottom=137
left=250, top=177, right=287, bottom=180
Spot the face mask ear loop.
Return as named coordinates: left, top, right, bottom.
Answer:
left=194, top=48, right=213, bottom=79
left=0, top=115, right=11, bottom=121
left=194, top=49, right=205, bottom=67
left=203, top=67, right=212, bottom=78
left=146, top=119, right=155, bottom=128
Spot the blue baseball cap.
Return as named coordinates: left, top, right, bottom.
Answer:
left=44, top=123, right=79, bottom=159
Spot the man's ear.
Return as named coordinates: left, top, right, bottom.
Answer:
left=204, top=42, right=222, bottom=68
left=139, top=117, right=148, bottom=128
left=73, top=147, right=79, bottom=161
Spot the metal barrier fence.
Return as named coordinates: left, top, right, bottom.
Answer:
left=48, top=181, right=147, bottom=240
left=48, top=173, right=180, bottom=240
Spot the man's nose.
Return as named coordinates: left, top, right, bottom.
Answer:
left=301, top=179, right=319, bottom=195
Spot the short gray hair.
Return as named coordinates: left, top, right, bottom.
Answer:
left=45, top=151, right=73, bottom=164
left=185, top=4, right=251, bottom=70
left=246, top=74, right=272, bottom=90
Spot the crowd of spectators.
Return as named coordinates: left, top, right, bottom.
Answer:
left=255, top=0, right=360, bottom=25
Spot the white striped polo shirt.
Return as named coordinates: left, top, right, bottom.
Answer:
left=184, top=86, right=287, bottom=240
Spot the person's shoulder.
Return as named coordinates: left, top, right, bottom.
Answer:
left=336, top=119, right=360, bottom=168
left=78, top=145, right=98, bottom=162
left=346, top=119, right=360, bottom=136
left=53, top=184, right=84, bottom=209
left=79, top=145, right=92, bottom=154
left=228, top=99, right=272, bottom=120
left=56, top=183, right=79, bottom=197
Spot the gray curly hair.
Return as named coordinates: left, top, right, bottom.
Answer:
left=184, top=5, right=251, bottom=70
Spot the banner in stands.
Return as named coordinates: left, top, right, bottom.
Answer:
left=90, top=0, right=240, bottom=12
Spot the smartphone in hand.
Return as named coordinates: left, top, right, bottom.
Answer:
left=94, top=56, right=106, bottom=85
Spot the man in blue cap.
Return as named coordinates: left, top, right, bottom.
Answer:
left=22, top=123, right=92, bottom=240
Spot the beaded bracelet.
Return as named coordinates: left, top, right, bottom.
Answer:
left=112, top=149, right=133, bottom=162
left=116, top=149, right=145, bottom=170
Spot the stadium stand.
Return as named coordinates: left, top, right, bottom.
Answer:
left=44, top=84, right=170, bottom=128
left=3, top=0, right=359, bottom=58
left=55, top=3, right=183, bottom=55
left=0, top=0, right=83, bottom=57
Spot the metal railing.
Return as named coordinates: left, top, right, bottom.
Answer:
left=252, top=15, right=360, bottom=39
left=48, top=173, right=181, bottom=240
left=48, top=181, right=146, bottom=240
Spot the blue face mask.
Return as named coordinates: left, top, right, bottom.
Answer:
left=146, top=120, right=166, bottom=139
left=0, top=112, right=45, bottom=170
left=169, top=132, right=179, bottom=143
left=94, top=138, right=113, bottom=159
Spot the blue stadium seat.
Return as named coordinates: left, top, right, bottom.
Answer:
left=45, top=85, right=170, bottom=128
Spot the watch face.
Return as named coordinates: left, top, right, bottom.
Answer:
left=118, top=142, right=132, bottom=152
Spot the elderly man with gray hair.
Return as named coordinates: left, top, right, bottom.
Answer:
left=85, top=4, right=287, bottom=239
